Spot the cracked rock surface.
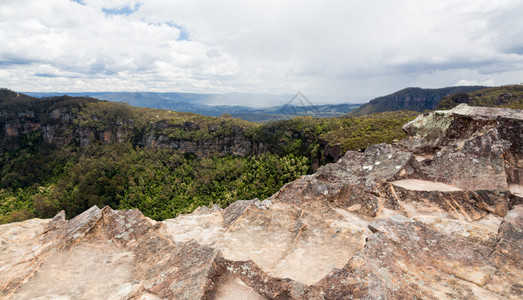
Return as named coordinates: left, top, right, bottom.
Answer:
left=1, top=104, right=522, bottom=299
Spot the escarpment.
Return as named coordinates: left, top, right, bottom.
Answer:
left=0, top=104, right=522, bottom=299
left=0, top=93, right=258, bottom=157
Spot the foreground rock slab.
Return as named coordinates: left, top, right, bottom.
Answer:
left=0, top=104, right=522, bottom=299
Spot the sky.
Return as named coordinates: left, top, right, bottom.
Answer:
left=1, top=0, right=523, bottom=105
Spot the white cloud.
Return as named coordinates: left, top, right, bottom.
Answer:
left=0, top=0, right=522, bottom=104
left=456, top=79, right=495, bottom=86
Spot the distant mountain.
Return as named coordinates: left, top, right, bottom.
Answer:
left=229, top=103, right=360, bottom=122
left=23, top=92, right=240, bottom=116
left=348, top=86, right=487, bottom=116
left=23, top=92, right=360, bottom=122
left=435, top=85, right=523, bottom=110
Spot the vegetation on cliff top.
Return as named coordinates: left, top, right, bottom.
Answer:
left=435, top=85, right=523, bottom=110
left=251, top=111, right=417, bottom=165
left=348, top=86, right=486, bottom=116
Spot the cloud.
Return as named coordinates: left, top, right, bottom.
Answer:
left=456, top=79, right=495, bottom=86
left=0, top=0, right=522, bottom=103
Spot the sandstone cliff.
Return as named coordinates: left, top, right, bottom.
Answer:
left=0, top=104, right=522, bottom=299
left=0, top=91, right=257, bottom=156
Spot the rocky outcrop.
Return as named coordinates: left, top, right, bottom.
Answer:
left=401, top=104, right=523, bottom=191
left=0, top=104, right=522, bottom=299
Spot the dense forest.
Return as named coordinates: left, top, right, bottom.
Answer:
left=0, top=142, right=309, bottom=222
left=0, top=88, right=420, bottom=223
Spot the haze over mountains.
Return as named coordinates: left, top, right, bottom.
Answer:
left=24, top=91, right=361, bottom=122
left=24, top=85, right=488, bottom=122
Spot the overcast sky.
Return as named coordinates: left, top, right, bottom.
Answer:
left=1, top=0, right=523, bottom=104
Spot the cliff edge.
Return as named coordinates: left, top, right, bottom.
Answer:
left=1, top=104, right=522, bottom=299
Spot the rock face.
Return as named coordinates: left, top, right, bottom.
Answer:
left=0, top=93, right=258, bottom=157
left=0, top=104, right=522, bottom=299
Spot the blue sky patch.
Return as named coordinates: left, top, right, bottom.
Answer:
left=33, top=73, right=82, bottom=79
left=0, top=57, right=35, bottom=66
left=165, top=22, right=190, bottom=41
left=178, top=29, right=190, bottom=41
left=102, top=3, right=141, bottom=16
left=34, top=73, right=61, bottom=78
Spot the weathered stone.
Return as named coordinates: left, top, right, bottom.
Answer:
left=388, top=181, right=511, bottom=219
left=315, top=143, right=417, bottom=185
left=402, top=104, right=523, bottom=191
left=0, top=218, right=50, bottom=298
left=492, top=205, right=523, bottom=264
left=100, top=207, right=156, bottom=247
left=222, top=200, right=254, bottom=228
left=486, top=205, right=523, bottom=298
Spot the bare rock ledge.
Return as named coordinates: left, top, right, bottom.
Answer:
left=1, top=105, right=522, bottom=299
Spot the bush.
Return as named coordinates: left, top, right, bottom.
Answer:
left=4, top=209, right=34, bottom=223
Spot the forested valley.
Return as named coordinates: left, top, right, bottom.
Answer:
left=0, top=87, right=445, bottom=223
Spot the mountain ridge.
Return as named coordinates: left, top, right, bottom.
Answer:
left=348, top=85, right=487, bottom=116
left=22, top=91, right=361, bottom=122
left=24, top=85, right=501, bottom=122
